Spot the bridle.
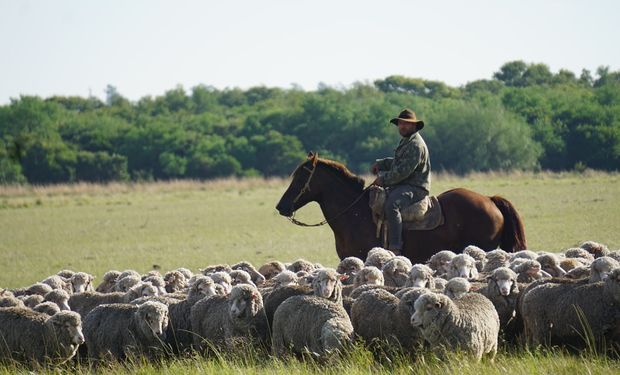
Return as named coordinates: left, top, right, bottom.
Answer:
left=286, top=160, right=370, bottom=227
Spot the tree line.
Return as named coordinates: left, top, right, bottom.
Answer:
left=0, top=61, right=619, bottom=184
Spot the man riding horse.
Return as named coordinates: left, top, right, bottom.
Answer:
left=371, top=109, right=431, bottom=255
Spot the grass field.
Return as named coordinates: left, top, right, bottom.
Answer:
left=0, top=171, right=619, bottom=373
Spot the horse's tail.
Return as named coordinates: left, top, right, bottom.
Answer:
left=490, top=195, right=527, bottom=252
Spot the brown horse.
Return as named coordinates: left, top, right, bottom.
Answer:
left=275, top=153, right=527, bottom=264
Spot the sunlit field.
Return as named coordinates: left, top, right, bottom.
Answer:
left=0, top=171, right=619, bottom=373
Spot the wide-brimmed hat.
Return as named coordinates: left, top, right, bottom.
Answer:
left=390, top=109, right=424, bottom=129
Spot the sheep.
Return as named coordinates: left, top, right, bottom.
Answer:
left=382, top=256, right=413, bottom=288
left=232, top=261, right=266, bottom=286
left=286, top=258, right=316, bottom=273
left=190, top=284, right=269, bottom=352
left=95, top=270, right=121, bottom=293
left=25, top=283, right=53, bottom=297
left=117, top=269, right=141, bottom=281
left=114, top=274, right=141, bottom=293
left=41, top=275, right=71, bottom=293
left=272, top=294, right=353, bottom=357
left=444, top=278, right=471, bottom=300
left=521, top=268, right=620, bottom=350
left=463, top=245, right=487, bottom=272
left=609, top=250, right=620, bottom=262
left=564, top=247, right=595, bottom=263
left=364, top=247, right=395, bottom=269
left=411, top=291, right=500, bottom=361
left=264, top=284, right=313, bottom=328
left=162, top=270, right=186, bottom=293
left=0, top=308, right=84, bottom=364
left=536, top=253, right=566, bottom=277
left=433, top=277, right=448, bottom=292
left=0, top=294, right=26, bottom=309
left=511, top=250, right=539, bottom=260
left=426, top=250, right=457, bottom=277
left=446, top=254, right=479, bottom=280
left=336, top=257, right=365, bottom=285
left=269, top=270, right=299, bottom=288
left=229, top=269, right=256, bottom=287
left=478, top=267, right=522, bottom=343
left=143, top=275, right=167, bottom=295
left=258, top=261, right=286, bottom=280
left=165, top=275, right=217, bottom=354
left=83, top=301, right=169, bottom=361
left=579, top=240, right=610, bottom=258
left=564, top=266, right=591, bottom=280
left=210, top=271, right=232, bottom=294
left=33, top=302, right=61, bottom=316
left=44, top=289, right=71, bottom=311
left=405, top=264, right=435, bottom=289
left=353, top=266, right=384, bottom=288
left=20, top=295, right=45, bottom=309
left=175, top=267, right=194, bottom=281
left=69, top=282, right=158, bottom=319
left=70, top=272, right=95, bottom=294
left=514, top=260, right=552, bottom=283
left=57, top=269, right=76, bottom=279
left=482, top=250, right=511, bottom=273
left=351, top=287, right=425, bottom=351
left=312, top=268, right=344, bottom=304
left=560, top=257, right=587, bottom=272
left=589, top=256, right=620, bottom=282
left=141, top=270, right=162, bottom=281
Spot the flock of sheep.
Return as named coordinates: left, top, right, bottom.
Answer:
left=1, top=240, right=619, bottom=366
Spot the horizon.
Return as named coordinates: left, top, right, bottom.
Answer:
left=1, top=0, right=618, bottom=105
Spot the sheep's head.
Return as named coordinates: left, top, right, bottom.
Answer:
left=287, top=258, right=316, bottom=273
left=47, top=311, right=84, bottom=358
left=397, top=288, right=427, bottom=317
left=411, top=292, right=449, bottom=328
left=232, top=261, right=266, bottom=285
left=312, top=269, right=343, bottom=302
left=69, top=272, right=94, bottom=294
left=580, top=240, right=610, bottom=258
left=164, top=270, right=188, bottom=293
left=408, top=264, right=435, bottom=288
left=138, top=301, right=169, bottom=338
left=210, top=272, right=232, bottom=294
left=364, top=247, right=395, bottom=269
left=96, top=270, right=121, bottom=293
left=44, top=289, right=71, bottom=311
left=444, top=277, right=471, bottom=300
left=115, top=275, right=141, bottom=293
left=511, top=250, right=538, bottom=260
left=26, top=283, right=53, bottom=297
left=605, top=268, right=620, bottom=304
left=336, top=257, right=364, bottom=281
left=200, top=264, right=233, bottom=275
left=189, top=276, right=217, bottom=299
left=489, top=267, right=518, bottom=296
left=382, top=257, right=413, bottom=287
left=447, top=254, right=478, bottom=280
left=271, top=270, right=299, bottom=288
left=354, top=266, right=384, bottom=288
left=515, top=260, right=543, bottom=277
left=258, top=261, right=286, bottom=280
left=34, top=301, right=61, bottom=316
left=590, top=257, right=620, bottom=282
left=427, top=250, right=457, bottom=275
left=537, top=254, right=566, bottom=277
left=229, top=284, right=262, bottom=320
left=129, top=282, right=159, bottom=299
left=229, top=270, right=254, bottom=286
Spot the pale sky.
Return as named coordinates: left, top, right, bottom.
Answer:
left=1, top=0, right=618, bottom=104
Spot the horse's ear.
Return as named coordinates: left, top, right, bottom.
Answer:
left=307, top=151, right=314, bottom=159
left=308, top=151, right=319, bottom=166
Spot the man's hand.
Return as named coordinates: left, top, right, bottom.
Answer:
left=370, top=162, right=380, bottom=175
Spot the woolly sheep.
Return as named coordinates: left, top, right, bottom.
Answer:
left=229, top=270, right=256, bottom=287
left=258, top=261, right=286, bottom=280
left=351, top=288, right=425, bottom=351
left=175, top=267, right=194, bottom=281
left=143, top=275, right=167, bottom=295
left=114, top=274, right=141, bottom=293
left=536, top=253, right=566, bottom=277
left=514, top=260, right=552, bottom=283
left=41, top=275, right=71, bottom=293
left=0, top=308, right=84, bottom=364
left=478, top=267, right=521, bottom=342
left=26, top=283, right=53, bottom=297
left=163, top=270, right=188, bottom=293
left=564, top=266, right=591, bottom=280
left=444, top=278, right=471, bottom=300
left=70, top=272, right=95, bottom=294
left=336, top=257, right=365, bottom=285
left=232, top=261, right=266, bottom=286
left=95, top=270, right=121, bottom=293
left=69, top=282, right=158, bottom=319
left=426, top=250, right=457, bottom=277
left=433, top=277, right=448, bottom=292
left=20, top=295, right=45, bottom=309
left=311, top=268, right=345, bottom=305
left=57, top=269, right=76, bottom=279
left=521, top=268, right=620, bottom=349
left=44, top=289, right=71, bottom=311
left=411, top=292, right=499, bottom=361
left=272, top=294, right=353, bottom=357
left=446, top=254, right=479, bottom=280
left=511, top=250, right=539, bottom=260
left=270, top=270, right=299, bottom=288
left=353, top=266, right=384, bottom=288
left=264, top=284, right=313, bottom=328
left=589, top=256, right=620, bottom=282
left=200, top=264, right=233, bottom=276
left=190, top=284, right=269, bottom=352
left=165, top=275, right=217, bottom=354
left=364, top=247, right=395, bottom=269
left=382, top=256, right=413, bottom=288
left=210, top=271, right=233, bottom=294
left=564, top=247, right=595, bottom=263
left=0, top=294, right=26, bottom=309
left=579, top=240, right=610, bottom=258
left=286, top=258, right=316, bottom=274
left=560, top=258, right=586, bottom=272
left=405, top=264, right=435, bottom=289
left=482, top=250, right=511, bottom=273
left=463, top=245, right=487, bottom=272
left=83, top=301, right=169, bottom=361
left=33, top=301, right=61, bottom=316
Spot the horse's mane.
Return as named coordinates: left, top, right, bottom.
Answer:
left=316, top=158, right=366, bottom=191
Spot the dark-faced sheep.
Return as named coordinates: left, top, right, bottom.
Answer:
left=521, top=268, right=620, bottom=350
left=580, top=240, right=610, bottom=258
left=0, top=308, right=84, bottom=365
left=232, top=261, right=266, bottom=286
left=83, top=301, right=169, bottom=361
left=336, top=257, right=364, bottom=285
left=258, top=261, right=286, bottom=280
left=411, top=292, right=499, bottom=361
left=190, top=284, right=269, bottom=352
left=95, top=270, right=121, bottom=293
left=536, top=253, right=566, bottom=277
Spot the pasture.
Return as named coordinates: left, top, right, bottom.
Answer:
left=0, top=171, right=619, bottom=373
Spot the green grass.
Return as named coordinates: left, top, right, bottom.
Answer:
left=0, top=171, right=619, bottom=373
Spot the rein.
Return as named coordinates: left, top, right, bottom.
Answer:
left=287, top=163, right=370, bottom=227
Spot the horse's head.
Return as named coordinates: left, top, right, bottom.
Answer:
left=276, top=152, right=321, bottom=217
